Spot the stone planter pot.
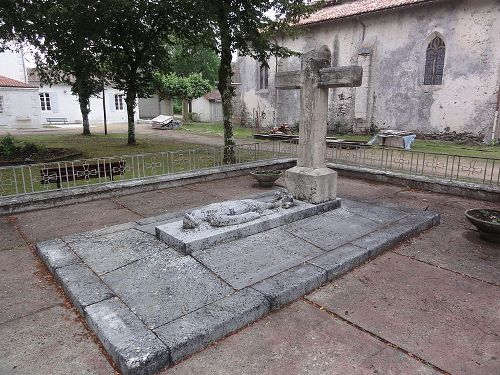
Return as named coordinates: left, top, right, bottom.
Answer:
left=250, top=170, right=283, bottom=187
left=465, top=208, right=500, bottom=243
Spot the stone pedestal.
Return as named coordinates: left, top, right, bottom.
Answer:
left=285, top=166, right=337, bottom=204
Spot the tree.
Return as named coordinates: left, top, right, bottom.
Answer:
left=100, top=0, right=200, bottom=145
left=200, top=1, right=318, bottom=163
left=153, top=72, right=212, bottom=120
left=169, top=40, right=220, bottom=84
left=3, top=0, right=105, bottom=136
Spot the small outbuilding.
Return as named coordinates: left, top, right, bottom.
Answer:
left=0, top=75, right=42, bottom=129
left=191, top=90, right=223, bottom=123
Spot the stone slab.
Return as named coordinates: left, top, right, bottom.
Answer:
left=67, top=228, right=179, bottom=275
left=341, top=197, right=411, bottom=224
left=283, top=207, right=381, bottom=251
left=307, top=244, right=370, bottom=281
left=54, top=263, right=114, bottom=315
left=156, top=198, right=341, bottom=254
left=36, top=238, right=80, bottom=273
left=154, top=288, right=270, bottom=364
left=307, top=252, right=500, bottom=375
left=253, top=264, right=327, bottom=310
left=165, top=300, right=438, bottom=375
left=102, top=253, right=234, bottom=328
left=85, top=297, right=170, bottom=375
left=193, top=227, right=325, bottom=289
left=285, top=166, right=338, bottom=203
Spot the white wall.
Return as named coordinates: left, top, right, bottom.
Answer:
left=36, top=83, right=138, bottom=124
left=191, top=97, right=212, bottom=122
left=0, top=87, right=42, bottom=128
left=0, top=49, right=27, bottom=83
left=139, top=95, right=173, bottom=118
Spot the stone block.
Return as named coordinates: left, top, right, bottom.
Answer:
left=36, top=239, right=80, bottom=273
left=308, top=244, right=370, bottom=281
left=102, top=254, right=234, bottom=328
left=154, top=288, right=270, bottom=363
left=156, top=199, right=340, bottom=254
left=54, top=263, right=114, bottom=315
left=193, top=228, right=325, bottom=289
left=285, top=166, right=338, bottom=204
left=253, top=264, right=327, bottom=310
left=84, top=298, right=170, bottom=375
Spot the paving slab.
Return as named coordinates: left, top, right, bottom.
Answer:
left=283, top=207, right=381, bottom=251
left=16, top=198, right=140, bottom=242
left=85, top=297, right=169, bottom=375
left=102, top=253, right=234, bottom=328
left=0, top=305, right=113, bottom=375
left=307, top=252, right=500, bottom=375
left=193, top=228, right=324, bottom=289
left=67, top=228, right=179, bottom=275
left=164, top=300, right=438, bottom=375
left=0, top=217, right=26, bottom=251
left=36, top=238, right=80, bottom=273
left=0, top=246, right=62, bottom=324
left=337, top=177, right=407, bottom=200
left=154, top=288, right=270, bottom=364
left=186, top=175, right=276, bottom=199
left=341, top=197, right=411, bottom=223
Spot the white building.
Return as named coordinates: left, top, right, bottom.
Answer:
left=0, top=75, right=41, bottom=128
left=191, top=90, right=223, bottom=123
left=138, top=94, right=173, bottom=119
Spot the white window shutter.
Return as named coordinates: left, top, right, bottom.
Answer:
left=109, top=93, right=116, bottom=111
left=50, top=92, right=59, bottom=113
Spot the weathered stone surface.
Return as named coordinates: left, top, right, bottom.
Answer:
left=253, top=264, right=327, bottom=309
left=283, top=208, right=380, bottom=251
left=63, top=222, right=138, bottom=242
left=193, top=228, right=324, bottom=289
left=341, top=197, right=411, bottom=223
left=307, top=244, right=370, bottom=281
left=285, top=166, right=338, bottom=203
left=85, top=297, right=170, bottom=375
left=67, top=228, right=178, bottom=275
left=0, top=217, right=26, bottom=251
left=102, top=253, right=233, bottom=328
left=54, top=263, right=114, bottom=315
left=36, top=238, right=80, bottom=273
left=156, top=199, right=340, bottom=254
left=352, top=212, right=440, bottom=258
left=154, top=288, right=270, bottom=364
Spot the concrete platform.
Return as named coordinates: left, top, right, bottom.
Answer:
left=35, top=193, right=439, bottom=375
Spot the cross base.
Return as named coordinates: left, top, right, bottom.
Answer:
left=285, top=166, right=337, bottom=204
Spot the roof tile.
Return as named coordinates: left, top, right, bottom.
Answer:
left=0, top=75, right=35, bottom=88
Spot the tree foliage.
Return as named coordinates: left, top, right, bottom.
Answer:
left=169, top=40, right=220, bottom=84
left=154, top=72, right=211, bottom=101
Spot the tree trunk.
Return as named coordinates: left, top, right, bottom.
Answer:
left=125, top=92, right=137, bottom=145
left=79, top=95, right=91, bottom=136
left=182, top=99, right=189, bottom=121
left=217, top=19, right=235, bottom=164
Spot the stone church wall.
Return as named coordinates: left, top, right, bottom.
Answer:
left=234, top=0, right=500, bottom=140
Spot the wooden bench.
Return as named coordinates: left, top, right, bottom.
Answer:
left=40, top=161, right=126, bottom=188
left=46, top=117, right=68, bottom=124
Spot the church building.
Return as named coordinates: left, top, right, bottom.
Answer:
left=233, top=0, right=500, bottom=142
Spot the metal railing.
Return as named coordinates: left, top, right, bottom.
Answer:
left=326, top=145, right=500, bottom=187
left=1, top=141, right=498, bottom=199
left=0, top=143, right=296, bottom=198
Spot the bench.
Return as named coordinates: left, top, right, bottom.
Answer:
left=40, top=161, right=126, bottom=188
left=46, top=117, right=68, bottom=124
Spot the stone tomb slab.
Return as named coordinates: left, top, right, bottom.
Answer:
left=36, top=196, right=440, bottom=375
left=155, top=198, right=341, bottom=254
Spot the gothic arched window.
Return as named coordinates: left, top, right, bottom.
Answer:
left=424, top=36, right=445, bottom=85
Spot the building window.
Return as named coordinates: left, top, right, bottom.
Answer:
left=0, top=96, right=3, bottom=113
left=259, top=65, right=269, bottom=90
left=424, top=36, right=445, bottom=85
left=39, top=93, right=51, bottom=111
left=114, top=94, right=124, bottom=110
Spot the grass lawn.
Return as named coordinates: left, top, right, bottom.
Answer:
left=332, top=134, right=500, bottom=159
left=11, top=133, right=208, bottom=159
left=180, top=122, right=255, bottom=139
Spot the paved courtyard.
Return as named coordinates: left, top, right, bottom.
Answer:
left=1, top=174, right=499, bottom=375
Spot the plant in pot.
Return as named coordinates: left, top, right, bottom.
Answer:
left=250, top=169, right=283, bottom=187
left=465, top=208, right=500, bottom=243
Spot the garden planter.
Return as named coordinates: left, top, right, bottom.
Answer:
left=465, top=209, right=500, bottom=243
left=250, top=170, right=283, bottom=188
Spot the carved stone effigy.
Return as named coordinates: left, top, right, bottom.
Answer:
left=182, top=191, right=295, bottom=229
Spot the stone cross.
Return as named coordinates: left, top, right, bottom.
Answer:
left=275, top=45, right=362, bottom=203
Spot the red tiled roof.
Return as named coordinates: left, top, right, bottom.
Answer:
left=0, top=75, right=35, bottom=88
left=298, top=0, right=436, bottom=26
left=204, top=89, right=221, bottom=101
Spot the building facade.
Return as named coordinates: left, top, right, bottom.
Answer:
left=233, top=0, right=500, bottom=141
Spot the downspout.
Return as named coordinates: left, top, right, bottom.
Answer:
left=492, top=85, right=500, bottom=143
left=356, top=16, right=366, bottom=43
